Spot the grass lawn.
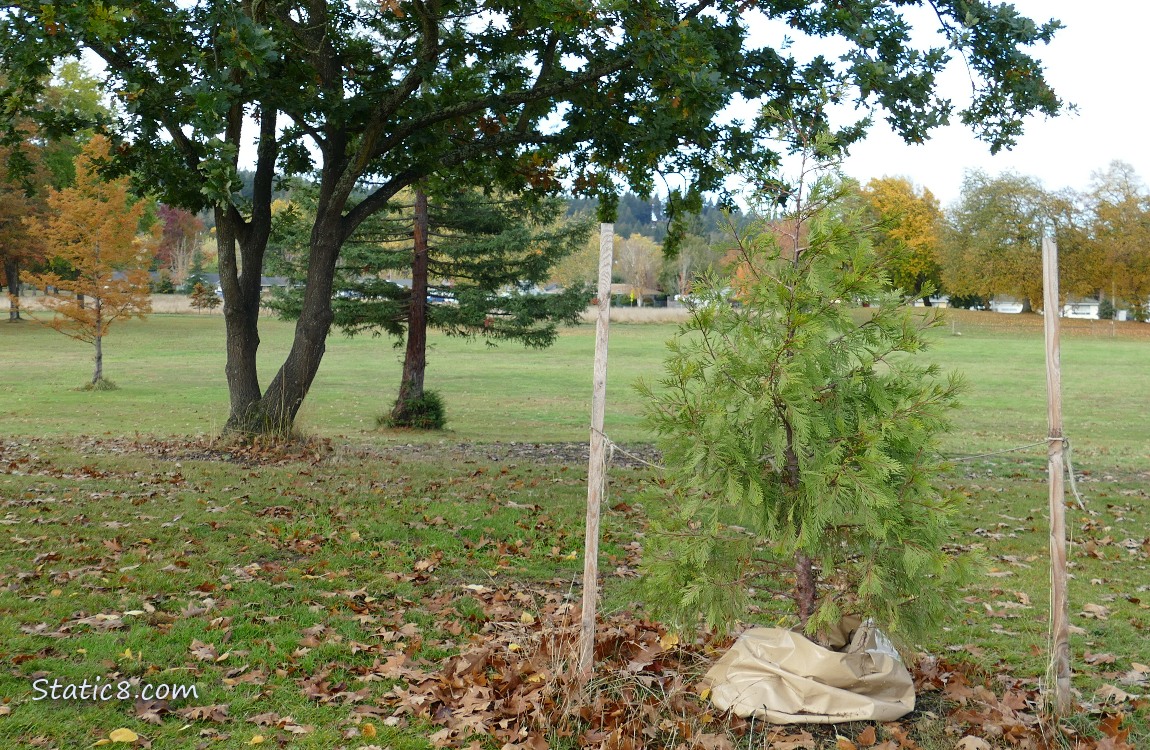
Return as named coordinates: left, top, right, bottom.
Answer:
left=1, top=309, right=1148, bottom=749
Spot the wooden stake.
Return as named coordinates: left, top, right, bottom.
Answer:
left=1042, top=236, right=1071, bottom=715
left=579, top=223, right=614, bottom=682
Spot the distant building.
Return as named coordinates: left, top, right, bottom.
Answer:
left=1061, top=297, right=1101, bottom=320
left=989, top=296, right=1026, bottom=314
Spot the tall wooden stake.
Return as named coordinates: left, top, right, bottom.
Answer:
left=1042, top=236, right=1071, bottom=715
left=579, top=222, right=613, bottom=682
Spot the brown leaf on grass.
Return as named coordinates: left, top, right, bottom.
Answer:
left=174, top=704, right=229, bottom=722
left=246, top=712, right=313, bottom=735
left=1080, top=603, right=1111, bottom=620
left=69, top=613, right=127, bottom=631
left=954, top=738, right=991, bottom=750
left=247, top=712, right=282, bottom=727
left=767, top=730, right=816, bottom=750
left=624, top=642, right=666, bottom=672
left=1099, top=713, right=1131, bottom=743
left=836, top=738, right=858, bottom=750
left=695, top=733, right=735, bottom=750
left=189, top=639, right=218, bottom=661
left=221, top=667, right=267, bottom=687
left=1085, top=651, right=1117, bottom=664
left=133, top=699, right=169, bottom=725
left=1118, top=669, right=1149, bottom=686
left=1096, top=684, right=1135, bottom=704
left=856, top=725, right=877, bottom=746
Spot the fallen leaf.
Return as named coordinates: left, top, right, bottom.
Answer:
left=856, top=726, right=877, bottom=746
left=955, top=737, right=991, bottom=750
left=1096, top=684, right=1134, bottom=703
left=1080, top=603, right=1111, bottom=620
left=248, top=736, right=264, bottom=745
left=108, top=728, right=139, bottom=743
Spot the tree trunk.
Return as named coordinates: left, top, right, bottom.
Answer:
left=93, top=297, right=103, bottom=384
left=795, top=551, right=816, bottom=626
left=783, top=424, right=817, bottom=627
left=220, top=104, right=279, bottom=434
left=5, top=259, right=21, bottom=322
left=219, top=207, right=266, bottom=432
left=392, top=186, right=430, bottom=422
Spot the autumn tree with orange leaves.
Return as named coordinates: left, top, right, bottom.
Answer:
left=26, top=136, right=153, bottom=388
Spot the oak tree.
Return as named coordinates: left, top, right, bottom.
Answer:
left=2, top=0, right=1064, bottom=434
left=25, top=136, right=153, bottom=387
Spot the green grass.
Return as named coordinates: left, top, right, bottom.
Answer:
left=3, top=311, right=1149, bottom=467
left=1, top=309, right=1148, bottom=748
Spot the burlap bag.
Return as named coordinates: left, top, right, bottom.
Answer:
left=702, top=619, right=915, bottom=724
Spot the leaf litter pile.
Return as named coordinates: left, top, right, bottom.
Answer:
left=0, top=436, right=1147, bottom=749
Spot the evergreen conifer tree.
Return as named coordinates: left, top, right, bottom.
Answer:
left=639, top=159, right=971, bottom=641
left=271, top=183, right=592, bottom=426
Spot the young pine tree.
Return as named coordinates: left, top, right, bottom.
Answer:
left=271, top=182, right=592, bottom=428
left=26, top=136, right=152, bottom=387
left=639, top=173, right=972, bottom=642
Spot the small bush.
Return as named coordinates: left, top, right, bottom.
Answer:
left=948, top=293, right=987, bottom=310
left=189, top=282, right=221, bottom=312
left=1098, top=298, right=1116, bottom=320
left=383, top=390, right=447, bottom=430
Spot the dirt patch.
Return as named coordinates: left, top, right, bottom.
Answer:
left=23, top=434, right=663, bottom=471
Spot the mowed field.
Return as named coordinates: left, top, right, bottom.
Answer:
left=3, top=309, right=1149, bottom=466
left=1, top=308, right=1148, bottom=749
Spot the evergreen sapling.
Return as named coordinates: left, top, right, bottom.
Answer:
left=639, top=173, right=973, bottom=643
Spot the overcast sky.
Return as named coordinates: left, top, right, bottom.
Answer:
left=822, top=1, right=1150, bottom=206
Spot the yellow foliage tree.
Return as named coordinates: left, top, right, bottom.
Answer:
left=1090, top=162, right=1150, bottom=321
left=860, top=176, right=942, bottom=302
left=26, top=136, right=153, bottom=387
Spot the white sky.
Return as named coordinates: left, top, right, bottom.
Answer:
left=825, top=1, right=1150, bottom=206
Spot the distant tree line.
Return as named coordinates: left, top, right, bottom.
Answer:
left=855, top=165, right=1150, bottom=320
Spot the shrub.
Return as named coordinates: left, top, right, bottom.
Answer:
left=189, top=282, right=221, bottom=312
left=383, top=390, right=447, bottom=430
left=1098, top=298, right=1116, bottom=320
left=154, top=273, right=176, bottom=294
left=639, top=173, right=973, bottom=642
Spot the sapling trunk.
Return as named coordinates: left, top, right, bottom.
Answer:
left=393, top=186, right=430, bottom=421
left=93, top=297, right=103, bottom=384
left=5, top=260, right=21, bottom=322
left=784, top=435, right=816, bottom=626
